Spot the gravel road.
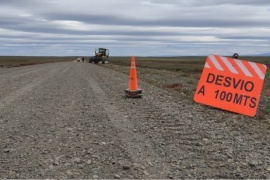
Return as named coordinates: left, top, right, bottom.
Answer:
left=0, top=62, right=269, bottom=179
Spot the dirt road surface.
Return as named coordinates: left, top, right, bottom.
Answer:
left=0, top=62, right=269, bottom=179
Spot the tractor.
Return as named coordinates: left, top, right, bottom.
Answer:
left=89, top=48, right=110, bottom=64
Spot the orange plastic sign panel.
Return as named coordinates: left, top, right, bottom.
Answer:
left=194, top=55, right=267, bottom=117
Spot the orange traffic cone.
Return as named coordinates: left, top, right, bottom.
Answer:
left=125, top=56, right=142, bottom=98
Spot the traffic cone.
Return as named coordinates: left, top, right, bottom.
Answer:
left=125, top=56, right=142, bottom=98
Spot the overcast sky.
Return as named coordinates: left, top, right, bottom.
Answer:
left=0, top=0, right=269, bottom=56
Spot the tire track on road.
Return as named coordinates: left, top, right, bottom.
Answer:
left=83, top=64, right=170, bottom=178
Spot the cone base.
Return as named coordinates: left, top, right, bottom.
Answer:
left=125, top=89, right=142, bottom=98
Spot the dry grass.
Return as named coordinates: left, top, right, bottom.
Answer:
left=110, top=56, right=270, bottom=91
left=111, top=56, right=204, bottom=72
left=0, top=56, right=75, bottom=68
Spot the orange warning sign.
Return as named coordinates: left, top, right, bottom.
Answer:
left=194, top=55, right=267, bottom=117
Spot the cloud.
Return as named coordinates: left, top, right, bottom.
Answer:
left=0, top=0, right=269, bottom=56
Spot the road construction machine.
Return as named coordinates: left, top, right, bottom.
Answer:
left=89, top=48, right=110, bottom=64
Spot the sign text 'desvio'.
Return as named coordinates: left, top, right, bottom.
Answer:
left=194, top=55, right=267, bottom=117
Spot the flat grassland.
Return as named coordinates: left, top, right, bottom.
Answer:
left=0, top=55, right=269, bottom=92
left=109, top=56, right=270, bottom=91
left=110, top=56, right=270, bottom=73
left=0, top=56, right=74, bottom=68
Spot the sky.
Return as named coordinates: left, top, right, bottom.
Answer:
left=0, top=0, right=270, bottom=56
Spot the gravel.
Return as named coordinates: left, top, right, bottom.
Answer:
left=0, top=61, right=269, bottom=179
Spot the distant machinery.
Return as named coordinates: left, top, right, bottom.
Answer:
left=232, top=53, right=239, bottom=59
left=89, top=48, right=110, bottom=64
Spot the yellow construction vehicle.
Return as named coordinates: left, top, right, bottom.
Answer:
left=89, top=48, right=110, bottom=64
